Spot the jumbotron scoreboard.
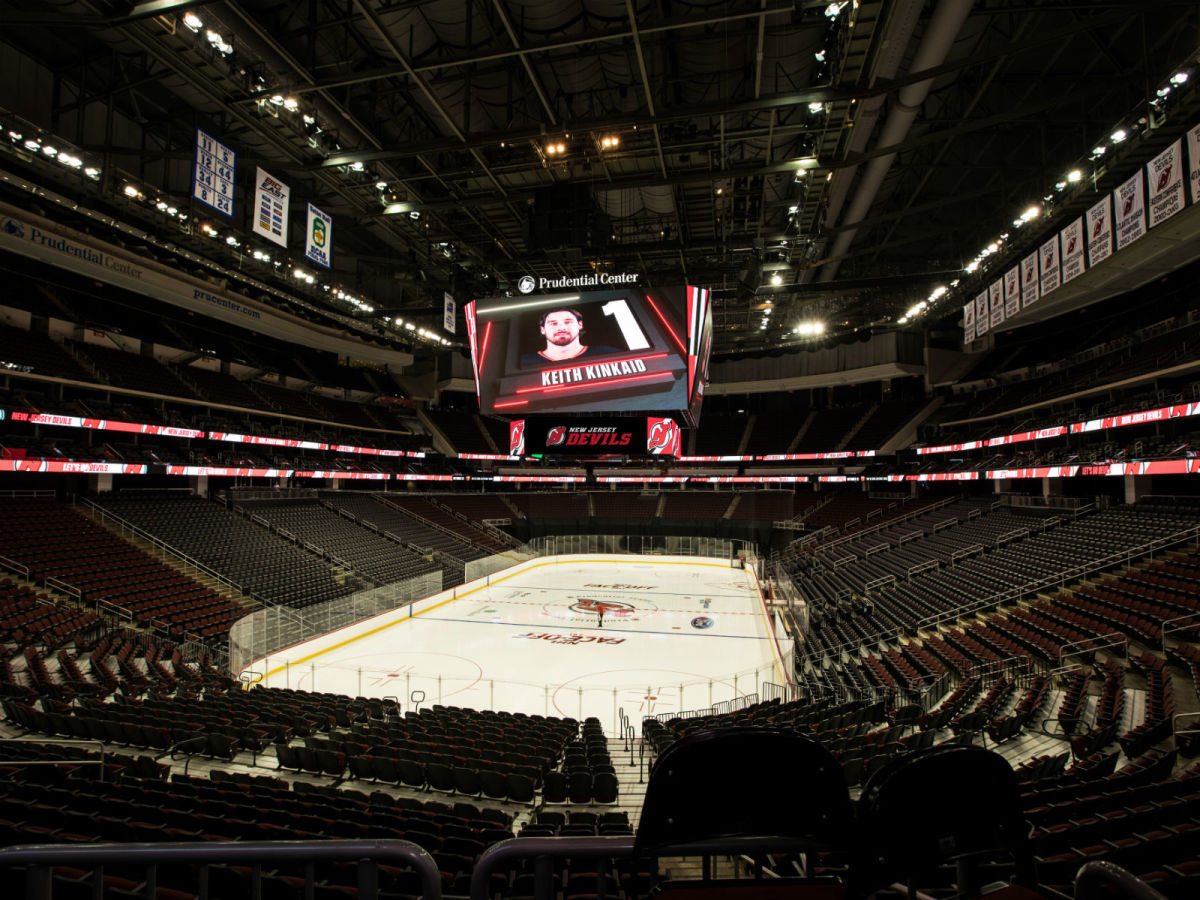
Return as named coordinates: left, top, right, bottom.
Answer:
left=464, top=284, right=712, bottom=429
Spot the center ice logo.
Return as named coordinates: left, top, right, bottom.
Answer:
left=571, top=598, right=634, bottom=618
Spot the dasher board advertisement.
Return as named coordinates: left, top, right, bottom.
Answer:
left=465, top=285, right=711, bottom=425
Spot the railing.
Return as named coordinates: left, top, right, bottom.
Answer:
left=0, top=554, right=30, bottom=579
left=471, top=836, right=632, bottom=900
left=525, top=534, right=750, bottom=559
left=0, top=738, right=108, bottom=781
left=808, top=493, right=961, bottom=553
left=1058, top=632, right=1127, bottom=666
left=1162, top=611, right=1200, bottom=655
left=43, top=576, right=79, bottom=599
left=0, top=839, right=442, bottom=900
left=371, top=492, right=482, bottom=550
left=650, top=692, right=761, bottom=723
left=913, top=523, right=1200, bottom=633
left=79, top=497, right=251, bottom=602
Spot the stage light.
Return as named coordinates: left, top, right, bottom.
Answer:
left=183, top=12, right=203, bottom=31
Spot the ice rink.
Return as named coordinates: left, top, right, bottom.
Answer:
left=241, top=555, right=793, bottom=734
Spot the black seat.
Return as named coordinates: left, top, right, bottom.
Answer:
left=542, top=770, right=568, bottom=804
left=633, top=727, right=853, bottom=859
left=592, top=772, right=618, bottom=804
left=851, top=743, right=1043, bottom=899
left=567, top=772, right=593, bottom=804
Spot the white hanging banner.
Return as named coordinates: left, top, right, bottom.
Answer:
left=1114, top=169, right=1147, bottom=250
left=1004, top=265, right=1021, bottom=318
left=1039, top=235, right=1060, bottom=296
left=963, top=301, right=975, bottom=344
left=1147, top=138, right=1185, bottom=228
left=1086, top=195, right=1113, bottom=267
left=251, top=167, right=289, bottom=248
left=443, top=291, right=456, bottom=334
left=989, top=279, right=1004, bottom=329
left=974, top=291, right=989, bottom=336
left=1021, top=251, right=1039, bottom=307
left=1059, top=217, right=1085, bottom=284
left=192, top=128, right=235, bottom=217
left=1188, top=123, right=1200, bottom=205
left=304, top=202, right=332, bottom=269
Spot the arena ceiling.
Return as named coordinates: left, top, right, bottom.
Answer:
left=0, top=0, right=1198, bottom=358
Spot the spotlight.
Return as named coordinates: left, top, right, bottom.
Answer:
left=282, top=97, right=299, bottom=111
left=123, top=184, right=139, bottom=198
left=1066, top=169, right=1082, bottom=183
left=183, top=12, right=203, bottom=31
left=1171, top=71, right=1189, bottom=85
left=1110, top=128, right=1127, bottom=143
left=770, top=273, right=782, bottom=286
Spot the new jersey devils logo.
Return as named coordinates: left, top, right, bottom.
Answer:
left=1092, top=215, right=1104, bottom=237
left=546, top=425, right=567, bottom=446
left=509, top=420, right=525, bottom=455
left=1122, top=193, right=1135, bottom=216
left=571, top=598, right=634, bottom=617
left=648, top=419, right=678, bottom=454
left=1157, top=168, right=1171, bottom=192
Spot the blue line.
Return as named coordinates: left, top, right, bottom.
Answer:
left=417, top=615, right=771, bottom=641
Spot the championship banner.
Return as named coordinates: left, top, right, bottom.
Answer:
left=1060, top=217, right=1085, bottom=283
left=251, top=167, right=289, bottom=247
left=975, top=291, right=990, bottom=336
left=1003, top=266, right=1020, bottom=318
left=963, top=301, right=975, bottom=344
left=1039, top=235, right=1060, bottom=296
left=1189, top=123, right=1200, bottom=204
left=1115, top=169, right=1147, bottom=250
left=1021, top=251, right=1039, bottom=307
left=1086, top=195, right=1113, bottom=267
left=1147, top=138, right=1185, bottom=227
left=304, top=202, right=332, bottom=269
left=192, top=129, right=236, bottom=217
left=989, top=279, right=1004, bottom=329
left=443, top=291, right=456, bottom=333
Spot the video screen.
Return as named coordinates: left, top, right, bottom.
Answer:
left=465, top=286, right=711, bottom=423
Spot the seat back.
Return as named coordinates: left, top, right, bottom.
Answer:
left=633, top=728, right=853, bottom=857
left=852, top=743, right=1037, bottom=898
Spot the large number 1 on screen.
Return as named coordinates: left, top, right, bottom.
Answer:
left=601, top=299, right=651, bottom=350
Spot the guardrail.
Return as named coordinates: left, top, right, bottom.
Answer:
left=0, top=555, right=30, bottom=579
left=79, top=498, right=251, bottom=602
left=912, top=523, right=1200, bottom=633
left=0, top=838, right=442, bottom=900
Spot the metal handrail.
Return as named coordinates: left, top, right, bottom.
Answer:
left=0, top=838, right=442, bottom=900
left=78, top=497, right=250, bottom=599
left=470, top=836, right=634, bottom=900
